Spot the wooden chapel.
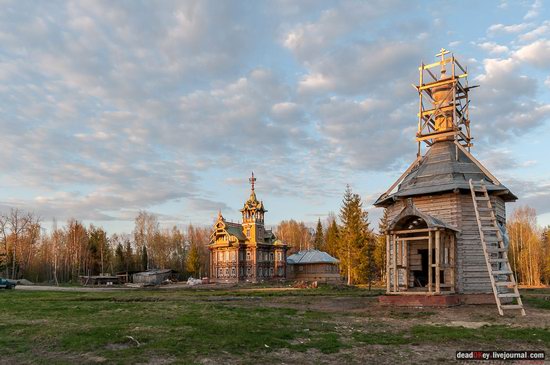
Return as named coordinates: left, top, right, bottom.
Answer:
left=374, top=49, right=524, bottom=315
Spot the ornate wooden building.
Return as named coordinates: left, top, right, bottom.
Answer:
left=375, top=50, right=524, bottom=315
left=209, top=173, right=287, bottom=283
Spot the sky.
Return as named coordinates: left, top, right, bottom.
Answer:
left=0, top=0, right=549, bottom=234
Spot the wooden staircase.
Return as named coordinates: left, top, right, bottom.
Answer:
left=469, top=179, right=525, bottom=316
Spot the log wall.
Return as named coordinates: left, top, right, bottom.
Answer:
left=385, top=191, right=507, bottom=294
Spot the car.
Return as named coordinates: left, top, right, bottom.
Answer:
left=0, top=278, right=17, bottom=289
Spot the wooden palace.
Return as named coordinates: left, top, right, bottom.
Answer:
left=375, top=49, right=524, bottom=315
left=208, top=173, right=287, bottom=283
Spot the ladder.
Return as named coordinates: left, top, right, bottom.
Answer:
left=469, top=179, right=525, bottom=316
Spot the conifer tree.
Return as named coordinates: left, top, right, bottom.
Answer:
left=141, top=246, right=148, bottom=271
left=115, top=243, right=125, bottom=272
left=374, top=208, right=389, bottom=282
left=313, top=218, right=324, bottom=250
left=324, top=213, right=339, bottom=258
left=339, top=185, right=370, bottom=285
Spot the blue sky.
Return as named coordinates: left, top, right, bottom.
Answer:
left=0, top=0, right=549, bottom=233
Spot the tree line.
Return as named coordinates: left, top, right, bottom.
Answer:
left=0, top=192, right=548, bottom=287
left=0, top=209, right=210, bottom=283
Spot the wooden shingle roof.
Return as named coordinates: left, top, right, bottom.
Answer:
left=375, top=141, right=517, bottom=207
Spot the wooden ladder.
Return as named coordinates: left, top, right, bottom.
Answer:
left=469, top=179, right=525, bottom=316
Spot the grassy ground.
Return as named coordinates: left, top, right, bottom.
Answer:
left=0, top=286, right=548, bottom=364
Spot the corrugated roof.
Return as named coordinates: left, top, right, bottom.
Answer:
left=134, top=269, right=174, bottom=276
left=287, top=250, right=339, bottom=265
left=374, top=141, right=517, bottom=207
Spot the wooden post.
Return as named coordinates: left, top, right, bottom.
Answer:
left=428, top=230, right=432, bottom=293
left=435, top=230, right=441, bottom=294
left=450, top=233, right=456, bottom=293
left=404, top=239, right=409, bottom=290
left=393, top=234, right=398, bottom=292
left=386, top=234, right=390, bottom=293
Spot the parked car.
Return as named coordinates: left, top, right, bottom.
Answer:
left=0, top=278, right=16, bottom=289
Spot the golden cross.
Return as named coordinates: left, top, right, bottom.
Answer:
left=436, top=48, right=450, bottom=61
left=435, top=48, right=450, bottom=75
left=249, top=171, right=256, bottom=191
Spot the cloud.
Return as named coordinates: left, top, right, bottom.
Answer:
left=505, top=177, right=550, bottom=216
left=518, top=20, right=550, bottom=42
left=488, top=23, right=530, bottom=34
left=476, top=41, right=509, bottom=54
left=524, top=0, right=543, bottom=20
left=316, top=96, right=416, bottom=170
left=515, top=39, right=550, bottom=68
left=0, top=0, right=549, bottom=231
left=473, top=55, right=550, bottom=141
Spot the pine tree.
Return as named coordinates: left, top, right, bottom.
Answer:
left=125, top=239, right=134, bottom=272
left=313, top=218, right=324, bottom=250
left=374, top=208, right=389, bottom=282
left=338, top=185, right=370, bottom=286
left=324, top=213, right=339, bottom=258
left=115, top=243, right=125, bottom=272
left=141, top=246, right=148, bottom=271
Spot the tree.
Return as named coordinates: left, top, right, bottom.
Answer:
left=339, top=185, right=371, bottom=286
left=540, top=226, right=550, bottom=285
left=141, top=246, right=148, bottom=272
left=134, top=211, right=158, bottom=270
left=114, top=242, right=125, bottom=272
left=313, top=219, right=324, bottom=250
left=374, top=208, right=389, bottom=282
left=186, top=224, right=209, bottom=278
left=124, top=238, right=135, bottom=272
left=186, top=242, right=201, bottom=278
left=507, top=206, right=543, bottom=286
left=324, top=213, right=339, bottom=258
left=88, top=225, right=109, bottom=275
left=275, top=220, right=312, bottom=253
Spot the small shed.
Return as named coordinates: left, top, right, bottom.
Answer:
left=132, top=269, right=177, bottom=285
left=79, top=275, right=120, bottom=286
left=287, top=250, right=341, bottom=283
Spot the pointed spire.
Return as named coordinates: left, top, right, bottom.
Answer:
left=217, top=209, right=224, bottom=221
left=249, top=171, right=256, bottom=192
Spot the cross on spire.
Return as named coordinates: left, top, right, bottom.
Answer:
left=436, top=48, right=450, bottom=76
left=436, top=48, right=450, bottom=60
left=249, top=171, right=256, bottom=191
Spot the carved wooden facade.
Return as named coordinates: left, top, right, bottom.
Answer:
left=208, top=173, right=287, bottom=283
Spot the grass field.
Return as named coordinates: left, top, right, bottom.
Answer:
left=0, top=285, right=548, bottom=364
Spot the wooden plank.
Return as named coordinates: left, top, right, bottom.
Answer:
left=435, top=230, right=441, bottom=294
left=404, top=240, right=409, bottom=290
left=450, top=233, right=456, bottom=293
left=392, top=228, right=432, bottom=235
left=393, top=234, right=397, bottom=293
left=428, top=231, right=432, bottom=293
left=386, top=234, right=390, bottom=293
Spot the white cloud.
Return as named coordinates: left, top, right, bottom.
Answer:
left=518, top=20, right=550, bottom=42
left=515, top=39, right=550, bottom=68
left=524, top=0, right=542, bottom=20
left=488, top=23, right=530, bottom=34
left=476, top=41, right=509, bottom=54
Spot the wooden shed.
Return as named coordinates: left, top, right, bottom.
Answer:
left=287, top=250, right=341, bottom=283
left=132, top=269, right=177, bottom=285
left=374, top=50, right=524, bottom=315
